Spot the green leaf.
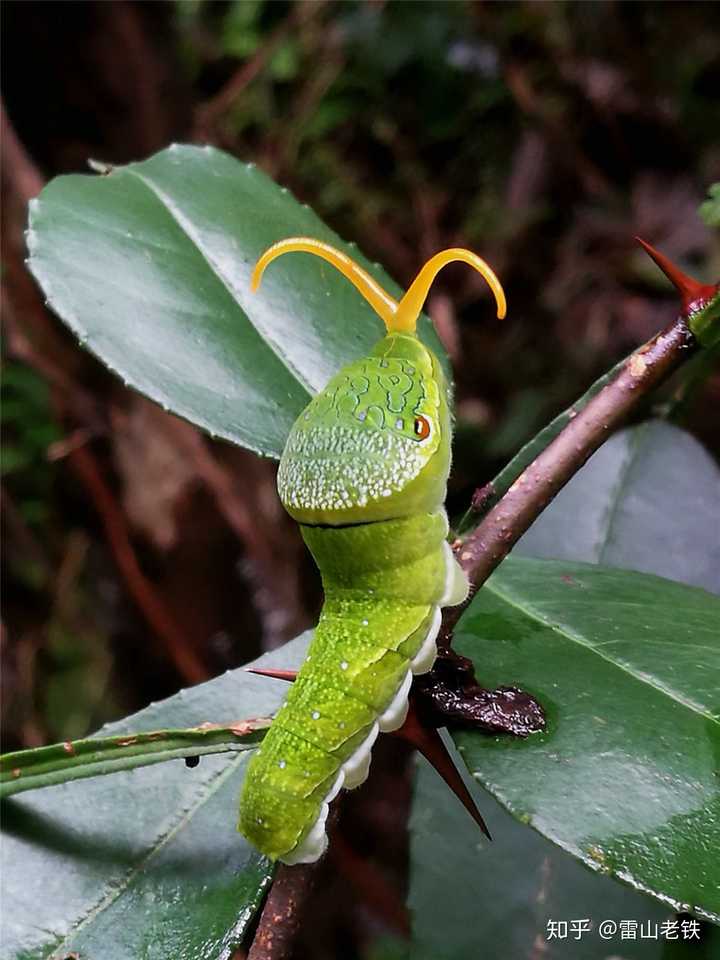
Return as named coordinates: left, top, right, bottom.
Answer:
left=699, top=182, right=720, bottom=228
left=410, top=754, right=720, bottom=959
left=688, top=289, right=720, bottom=349
left=517, top=420, right=720, bottom=594
left=453, top=557, right=720, bottom=921
left=411, top=422, right=720, bottom=950
left=0, top=637, right=309, bottom=960
left=27, top=144, right=446, bottom=459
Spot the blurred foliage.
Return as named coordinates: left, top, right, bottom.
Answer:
left=700, top=183, right=720, bottom=228
left=1, top=362, right=59, bottom=523
left=1, top=363, right=118, bottom=746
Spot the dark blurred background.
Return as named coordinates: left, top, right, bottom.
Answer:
left=1, top=1, right=719, bottom=950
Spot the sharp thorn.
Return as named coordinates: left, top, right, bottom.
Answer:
left=392, top=699, right=491, bottom=840
left=635, top=237, right=718, bottom=315
left=245, top=667, right=298, bottom=682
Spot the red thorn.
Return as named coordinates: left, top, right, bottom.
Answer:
left=635, top=237, right=718, bottom=315
left=392, top=699, right=491, bottom=840
left=245, top=667, right=298, bottom=682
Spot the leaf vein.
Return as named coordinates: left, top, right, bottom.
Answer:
left=124, top=167, right=316, bottom=398
left=484, top=578, right=719, bottom=725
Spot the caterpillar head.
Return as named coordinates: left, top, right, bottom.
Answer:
left=252, top=239, right=506, bottom=525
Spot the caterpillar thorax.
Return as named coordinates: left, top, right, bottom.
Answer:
left=238, top=237, right=505, bottom=864
left=278, top=333, right=451, bottom=525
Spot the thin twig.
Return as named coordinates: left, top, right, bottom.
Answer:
left=246, top=864, right=318, bottom=960
left=247, top=806, right=340, bottom=960
left=441, top=313, right=695, bottom=642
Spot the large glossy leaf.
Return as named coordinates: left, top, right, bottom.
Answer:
left=410, top=754, right=720, bottom=960
left=517, top=420, right=720, bottom=594
left=452, top=558, right=720, bottom=921
left=0, top=636, right=309, bottom=960
left=27, top=144, right=447, bottom=458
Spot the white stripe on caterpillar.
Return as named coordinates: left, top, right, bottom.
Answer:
left=410, top=605, right=442, bottom=674
left=340, top=721, right=380, bottom=789
left=283, top=801, right=330, bottom=865
left=378, top=669, right=413, bottom=732
left=441, top=541, right=469, bottom=606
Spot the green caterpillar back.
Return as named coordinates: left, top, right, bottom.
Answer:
left=239, top=238, right=506, bottom=863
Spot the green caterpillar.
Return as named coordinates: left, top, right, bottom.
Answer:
left=238, top=238, right=506, bottom=863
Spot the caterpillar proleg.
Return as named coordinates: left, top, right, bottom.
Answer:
left=238, top=238, right=506, bottom=863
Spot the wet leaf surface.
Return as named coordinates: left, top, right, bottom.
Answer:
left=516, top=420, right=720, bottom=594
left=454, top=558, right=719, bottom=920
left=0, top=637, right=310, bottom=960
left=409, top=753, right=720, bottom=960
left=27, top=144, right=446, bottom=460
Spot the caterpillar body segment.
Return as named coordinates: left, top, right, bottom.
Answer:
left=238, top=238, right=505, bottom=864
left=238, top=511, right=468, bottom=863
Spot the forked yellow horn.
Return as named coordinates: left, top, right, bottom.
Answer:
left=394, top=248, right=506, bottom=331
left=251, top=237, right=507, bottom=334
left=251, top=237, right=398, bottom=328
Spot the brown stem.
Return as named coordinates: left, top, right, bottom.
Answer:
left=246, top=865, right=316, bottom=960
left=441, top=312, right=695, bottom=642
left=247, top=807, right=339, bottom=960
left=69, top=446, right=209, bottom=685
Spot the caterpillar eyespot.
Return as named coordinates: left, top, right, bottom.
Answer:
left=414, top=415, right=432, bottom=440
left=239, top=236, right=506, bottom=864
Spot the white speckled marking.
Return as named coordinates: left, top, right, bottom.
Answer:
left=277, top=424, right=428, bottom=513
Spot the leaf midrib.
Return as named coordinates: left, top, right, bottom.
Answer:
left=482, top=577, right=719, bottom=725
left=45, top=753, right=254, bottom=958
left=124, top=166, right=316, bottom=399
